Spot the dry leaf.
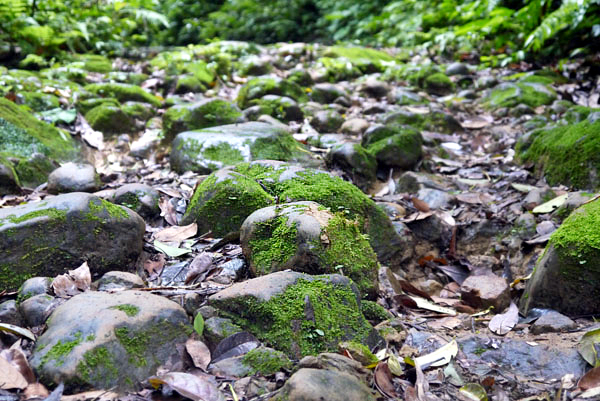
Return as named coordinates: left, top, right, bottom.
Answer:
left=374, top=362, right=399, bottom=398
left=460, top=116, right=492, bottom=129
left=23, top=382, right=50, bottom=399
left=1, top=346, right=36, bottom=383
left=60, top=390, right=120, bottom=401
left=579, top=366, right=600, bottom=390
left=154, top=223, right=198, bottom=245
left=159, top=196, right=179, bottom=226
left=414, top=340, right=458, bottom=368
left=144, top=253, right=166, bottom=278
left=185, top=252, right=214, bottom=284
left=488, top=303, right=519, bottom=335
left=412, top=197, right=430, bottom=212
left=150, top=372, right=226, bottom=401
left=0, top=323, right=36, bottom=341
left=186, top=339, right=211, bottom=371
left=52, top=262, right=91, bottom=298
left=69, top=262, right=91, bottom=291
left=0, top=355, right=28, bottom=390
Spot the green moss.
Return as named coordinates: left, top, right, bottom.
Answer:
left=85, top=104, right=133, bottom=135
left=175, top=74, right=206, bottom=94
left=40, top=332, right=83, bottom=368
left=216, top=278, right=372, bottom=358
left=114, top=327, right=149, bottom=367
left=84, top=83, right=161, bottom=108
left=87, top=198, right=129, bottom=222
left=367, top=131, right=423, bottom=168
left=360, top=300, right=391, bottom=323
left=0, top=263, right=34, bottom=290
left=242, top=348, right=292, bottom=375
left=341, top=341, right=379, bottom=365
left=20, top=92, right=60, bottom=112
left=76, top=97, right=120, bottom=115
left=109, top=304, right=140, bottom=317
left=319, top=214, right=378, bottom=298
left=237, top=77, right=307, bottom=109
left=250, top=131, right=305, bottom=161
left=516, top=120, right=600, bottom=188
left=1, top=207, right=67, bottom=225
left=202, top=142, right=245, bottom=166
left=550, top=200, right=600, bottom=263
left=423, top=72, right=455, bottom=94
left=181, top=173, right=274, bottom=235
left=317, top=57, right=362, bottom=82
left=78, top=347, right=118, bottom=383
left=488, top=82, right=556, bottom=108
left=249, top=216, right=299, bottom=275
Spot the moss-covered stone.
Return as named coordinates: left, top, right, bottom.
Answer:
left=423, top=72, right=455, bottom=95
left=247, top=95, right=303, bottom=122
left=85, top=104, right=134, bottom=136
left=315, top=57, right=362, bottom=82
left=121, top=102, right=154, bottom=122
left=0, top=98, right=79, bottom=187
left=238, top=76, right=308, bottom=109
left=322, top=46, right=394, bottom=73
left=84, top=83, right=161, bottom=108
left=367, top=130, right=423, bottom=169
left=360, top=300, right=391, bottom=323
left=487, top=81, right=556, bottom=109
left=76, top=97, right=121, bottom=115
left=181, top=169, right=274, bottom=236
left=20, top=91, right=60, bottom=112
left=162, top=99, right=243, bottom=142
left=520, top=199, right=600, bottom=315
left=210, top=273, right=373, bottom=358
left=175, top=74, right=206, bottom=94
left=516, top=119, right=600, bottom=188
left=242, top=347, right=291, bottom=375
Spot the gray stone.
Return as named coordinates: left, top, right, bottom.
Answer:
left=170, top=122, right=307, bottom=174
left=256, top=95, right=303, bottom=122
left=406, top=212, right=453, bottom=249
left=530, top=310, right=577, bottom=334
left=30, top=290, right=191, bottom=391
left=340, top=118, right=369, bottom=136
left=19, top=277, right=53, bottom=299
left=19, top=294, right=56, bottom=327
left=129, top=127, right=161, bottom=159
left=238, top=55, right=273, bottom=76
left=366, top=130, right=423, bottom=169
left=112, top=183, right=160, bottom=218
left=326, top=143, right=376, bottom=191
left=460, top=274, right=510, bottom=311
left=416, top=187, right=455, bottom=210
left=96, top=271, right=145, bottom=291
left=0, top=300, right=22, bottom=326
left=273, top=368, right=376, bottom=401
left=476, top=76, right=498, bottom=89
left=0, top=193, right=145, bottom=290
left=203, top=317, right=243, bottom=350
left=0, top=158, right=19, bottom=195
left=310, top=83, right=348, bottom=104
left=311, top=109, right=344, bottom=133
left=446, top=62, right=470, bottom=76
left=394, top=89, right=422, bottom=105
left=47, top=163, right=100, bottom=194
left=510, top=103, right=534, bottom=117
left=359, top=79, right=390, bottom=98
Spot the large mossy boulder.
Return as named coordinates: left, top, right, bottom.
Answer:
left=520, top=199, right=600, bottom=316
left=516, top=118, right=600, bottom=189
left=30, top=290, right=192, bottom=391
left=84, top=83, right=161, bottom=108
left=209, top=271, right=375, bottom=359
left=170, top=122, right=308, bottom=174
left=240, top=201, right=379, bottom=298
left=182, top=160, right=406, bottom=266
left=162, top=98, right=244, bottom=142
left=0, top=193, right=145, bottom=290
left=486, top=75, right=557, bottom=109
left=366, top=130, right=423, bottom=170
left=0, top=98, right=79, bottom=188
left=237, top=76, right=308, bottom=109
left=84, top=104, right=134, bottom=136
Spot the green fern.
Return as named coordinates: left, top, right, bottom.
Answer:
left=118, top=7, right=170, bottom=28
left=524, top=0, right=593, bottom=50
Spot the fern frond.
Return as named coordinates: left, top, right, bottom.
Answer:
left=525, top=0, right=592, bottom=50
left=119, top=7, right=170, bottom=28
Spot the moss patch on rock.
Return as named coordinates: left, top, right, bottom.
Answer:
left=85, top=104, right=134, bottom=136
left=516, top=119, right=600, bottom=188
left=238, top=77, right=307, bottom=109
left=84, top=83, right=161, bottom=108
left=242, top=347, right=292, bottom=375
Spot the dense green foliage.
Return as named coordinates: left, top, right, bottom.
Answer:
left=0, top=0, right=598, bottom=62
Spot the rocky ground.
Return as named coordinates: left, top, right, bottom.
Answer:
left=1, top=42, right=600, bottom=401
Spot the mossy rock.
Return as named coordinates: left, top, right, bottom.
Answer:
left=326, top=143, right=377, bottom=192
left=209, top=271, right=375, bottom=358
left=367, top=130, right=423, bottom=169
left=170, top=122, right=307, bottom=174
left=315, top=57, right=362, bottom=82
left=520, top=199, right=600, bottom=315
left=423, top=72, right=455, bottom=96
left=0, top=193, right=145, bottom=290
left=174, top=74, right=206, bottom=94
left=487, top=81, right=556, bottom=109
left=0, top=98, right=79, bottom=187
left=85, top=104, right=134, bottom=136
left=19, top=91, right=60, bottom=112
left=241, top=201, right=379, bottom=298
left=182, top=161, right=406, bottom=266
left=76, top=98, right=121, bottom=115
left=238, top=76, right=308, bottom=109
left=121, top=102, right=155, bottom=122
left=30, top=290, right=192, bottom=392
left=0, top=154, right=20, bottom=195
left=382, top=109, right=462, bottom=134
left=162, top=99, right=244, bottom=142
left=84, top=83, right=161, bottom=108
left=516, top=119, right=600, bottom=189
left=247, top=95, right=303, bottom=122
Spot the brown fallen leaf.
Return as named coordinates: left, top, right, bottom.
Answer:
left=412, top=197, right=430, bottom=212
left=154, top=223, right=198, bottom=245
left=23, top=382, right=50, bottom=399
left=488, top=302, right=519, bottom=336
left=0, top=355, right=28, bottom=390
left=52, top=262, right=91, bottom=298
left=1, top=346, right=35, bottom=383
left=374, top=362, right=399, bottom=398
left=399, top=279, right=433, bottom=300
left=159, top=196, right=178, bottom=226
left=185, top=252, right=214, bottom=284
left=578, top=366, right=600, bottom=391
left=60, top=389, right=121, bottom=401
left=69, top=262, right=91, bottom=291
left=149, top=372, right=226, bottom=401
left=144, top=253, right=166, bottom=278
left=186, top=339, right=211, bottom=371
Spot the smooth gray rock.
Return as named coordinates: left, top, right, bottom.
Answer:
left=446, top=62, right=469, bottom=76
left=531, top=310, right=577, bottom=334
left=0, top=300, right=22, bottom=326
left=19, top=277, right=53, bottom=299
left=359, top=79, right=390, bottom=98
left=47, top=163, right=100, bottom=194
left=96, top=271, right=145, bottom=291
left=112, top=183, right=160, bottom=218
left=460, top=274, right=511, bottom=311
left=273, top=368, right=376, bottom=401
left=0, top=193, right=145, bottom=290
left=326, top=143, right=376, bottom=191
left=340, top=118, right=369, bottom=136
left=203, top=317, right=243, bottom=350
left=311, top=109, right=344, bottom=133
left=30, top=290, right=191, bottom=391
left=311, top=83, right=348, bottom=104
left=19, top=294, right=56, bottom=327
